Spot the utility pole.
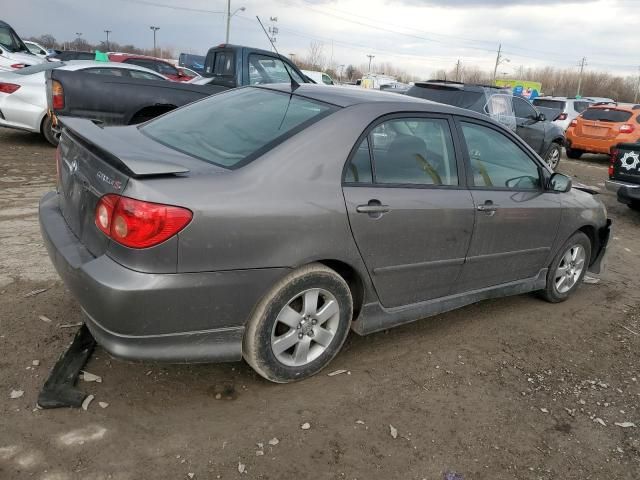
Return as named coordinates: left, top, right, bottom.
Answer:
left=366, top=54, right=375, bottom=73
left=492, top=44, right=509, bottom=84
left=75, top=32, right=82, bottom=49
left=289, top=53, right=296, bottom=62
left=576, top=57, right=587, bottom=97
left=634, top=66, right=640, bottom=104
left=104, top=30, right=111, bottom=51
left=150, top=26, right=160, bottom=57
left=455, top=59, right=461, bottom=82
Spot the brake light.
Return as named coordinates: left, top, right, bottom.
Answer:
left=609, top=149, right=618, bottom=178
left=570, top=119, right=578, bottom=128
left=557, top=113, right=568, bottom=121
left=51, top=80, right=64, bottom=110
left=0, top=82, right=20, bottom=94
left=10, top=63, right=26, bottom=69
left=95, top=194, right=192, bottom=249
left=619, top=124, right=635, bottom=134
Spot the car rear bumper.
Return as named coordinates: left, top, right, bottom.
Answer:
left=617, top=185, right=640, bottom=206
left=566, top=136, right=622, bottom=155
left=605, top=179, right=640, bottom=193
left=39, top=191, right=289, bottom=363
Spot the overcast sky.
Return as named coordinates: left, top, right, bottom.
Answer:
left=8, top=0, right=640, bottom=78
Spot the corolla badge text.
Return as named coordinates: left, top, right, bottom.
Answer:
left=96, top=171, right=122, bottom=190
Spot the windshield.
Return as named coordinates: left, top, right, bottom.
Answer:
left=14, top=62, right=65, bottom=75
left=0, top=25, right=30, bottom=54
left=582, top=108, right=632, bottom=122
left=142, top=88, right=338, bottom=168
left=532, top=99, right=566, bottom=110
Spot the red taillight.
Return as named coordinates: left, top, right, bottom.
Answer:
left=95, top=194, right=192, bottom=249
left=619, top=124, right=635, bottom=134
left=609, top=149, right=618, bottom=178
left=0, top=82, right=20, bottom=94
left=52, top=80, right=64, bottom=110
left=10, top=63, right=26, bottom=69
left=557, top=113, right=568, bottom=121
left=569, top=119, right=578, bottom=128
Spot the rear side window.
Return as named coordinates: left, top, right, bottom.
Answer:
left=214, top=52, right=235, bottom=76
left=84, top=68, right=127, bottom=77
left=156, top=61, right=178, bottom=76
left=141, top=88, right=337, bottom=168
left=582, top=108, right=632, bottom=122
left=460, top=122, right=540, bottom=190
left=344, top=138, right=373, bottom=183
left=532, top=99, right=566, bottom=110
left=128, top=69, right=164, bottom=80
left=369, top=118, right=458, bottom=186
left=573, top=101, right=590, bottom=113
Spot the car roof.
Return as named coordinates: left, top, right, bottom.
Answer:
left=588, top=103, right=640, bottom=112
left=535, top=96, right=568, bottom=101
left=61, top=61, right=166, bottom=76
left=258, top=83, right=488, bottom=117
left=108, top=53, right=172, bottom=63
left=412, top=80, right=503, bottom=92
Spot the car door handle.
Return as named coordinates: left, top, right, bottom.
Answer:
left=476, top=204, right=498, bottom=212
left=356, top=205, right=390, bottom=213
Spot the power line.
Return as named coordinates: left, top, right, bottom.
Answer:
left=120, top=0, right=224, bottom=14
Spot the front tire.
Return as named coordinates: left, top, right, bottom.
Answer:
left=544, top=143, right=562, bottom=170
left=566, top=147, right=583, bottom=159
left=243, top=263, right=353, bottom=383
left=540, top=232, right=591, bottom=303
left=41, top=116, right=59, bottom=147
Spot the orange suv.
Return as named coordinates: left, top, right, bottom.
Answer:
left=565, top=103, right=640, bottom=158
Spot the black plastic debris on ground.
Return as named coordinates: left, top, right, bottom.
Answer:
left=444, top=472, right=464, bottom=480
left=38, top=324, right=96, bottom=409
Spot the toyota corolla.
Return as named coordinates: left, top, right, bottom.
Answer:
left=40, top=84, right=610, bottom=383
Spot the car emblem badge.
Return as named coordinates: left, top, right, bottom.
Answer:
left=620, top=151, right=640, bottom=171
left=63, top=158, right=78, bottom=174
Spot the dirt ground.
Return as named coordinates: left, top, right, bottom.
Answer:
left=1, top=127, right=639, bottom=480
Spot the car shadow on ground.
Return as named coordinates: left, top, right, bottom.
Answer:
left=1, top=129, right=52, bottom=148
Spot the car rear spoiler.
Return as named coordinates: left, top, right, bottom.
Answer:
left=57, top=116, right=190, bottom=177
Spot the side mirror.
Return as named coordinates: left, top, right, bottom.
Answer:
left=549, top=173, right=572, bottom=193
left=536, top=112, right=546, bottom=122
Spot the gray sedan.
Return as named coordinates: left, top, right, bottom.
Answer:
left=40, top=84, right=610, bottom=383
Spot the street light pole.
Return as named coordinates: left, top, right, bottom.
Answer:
left=75, top=32, right=82, bottom=49
left=225, top=1, right=246, bottom=43
left=104, top=30, right=111, bottom=51
left=150, top=26, right=160, bottom=57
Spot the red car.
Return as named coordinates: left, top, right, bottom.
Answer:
left=107, top=53, right=192, bottom=82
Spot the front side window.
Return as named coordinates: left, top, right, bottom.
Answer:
left=248, top=54, right=304, bottom=85
left=142, top=88, right=337, bottom=168
left=156, top=61, right=178, bottom=76
left=513, top=97, right=538, bottom=119
left=322, top=74, right=333, bottom=85
left=461, top=122, right=540, bottom=190
left=369, top=118, right=458, bottom=186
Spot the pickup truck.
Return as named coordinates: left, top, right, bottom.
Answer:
left=606, top=143, right=640, bottom=210
left=47, top=44, right=310, bottom=133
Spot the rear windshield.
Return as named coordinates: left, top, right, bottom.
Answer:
left=532, top=99, right=566, bottom=110
left=141, top=88, right=337, bottom=168
left=0, top=25, right=29, bottom=53
left=14, top=62, right=64, bottom=75
left=582, top=108, right=632, bottom=122
left=408, top=85, right=483, bottom=110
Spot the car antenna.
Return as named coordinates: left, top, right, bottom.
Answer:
left=256, top=15, right=300, bottom=92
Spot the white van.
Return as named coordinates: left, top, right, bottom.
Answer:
left=0, top=20, right=44, bottom=72
left=301, top=70, right=334, bottom=85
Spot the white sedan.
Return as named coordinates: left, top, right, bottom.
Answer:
left=0, top=61, right=167, bottom=145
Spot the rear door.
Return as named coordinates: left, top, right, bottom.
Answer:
left=513, top=96, right=545, bottom=154
left=453, top=118, right=562, bottom=292
left=342, top=115, right=475, bottom=308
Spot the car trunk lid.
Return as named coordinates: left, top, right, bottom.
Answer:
left=56, top=118, right=192, bottom=257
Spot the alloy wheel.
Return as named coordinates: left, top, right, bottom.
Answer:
left=554, top=244, right=586, bottom=294
left=270, top=288, right=340, bottom=367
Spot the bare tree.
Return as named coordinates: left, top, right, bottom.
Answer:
left=305, top=41, right=325, bottom=70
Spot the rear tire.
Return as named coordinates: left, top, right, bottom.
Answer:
left=544, top=143, right=562, bottom=169
left=41, top=116, right=59, bottom=147
left=540, top=232, right=591, bottom=303
left=566, top=148, right=583, bottom=159
left=243, top=263, right=353, bottom=383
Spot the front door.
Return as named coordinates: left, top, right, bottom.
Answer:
left=342, top=116, right=475, bottom=308
left=453, top=119, right=562, bottom=292
left=513, top=96, right=546, bottom=155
